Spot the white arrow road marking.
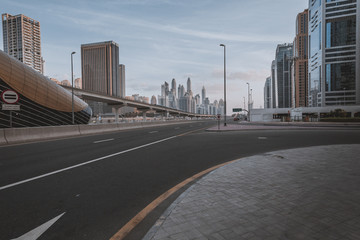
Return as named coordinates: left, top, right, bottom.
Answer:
left=148, top=131, right=158, bottom=134
left=11, top=212, right=65, bottom=240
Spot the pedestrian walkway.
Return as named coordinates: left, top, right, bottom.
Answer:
left=143, top=144, right=360, bottom=240
left=206, top=121, right=360, bottom=132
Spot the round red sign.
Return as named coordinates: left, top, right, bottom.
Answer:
left=1, top=90, right=20, bottom=104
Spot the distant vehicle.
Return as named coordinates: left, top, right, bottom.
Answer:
left=233, top=117, right=240, bottom=121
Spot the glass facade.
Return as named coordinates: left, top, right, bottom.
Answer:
left=326, top=17, right=356, bottom=48
left=308, top=0, right=322, bottom=107
left=325, top=62, right=356, bottom=91
left=309, top=0, right=358, bottom=106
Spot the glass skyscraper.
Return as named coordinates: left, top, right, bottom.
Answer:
left=308, top=0, right=359, bottom=106
left=275, top=43, right=293, bottom=108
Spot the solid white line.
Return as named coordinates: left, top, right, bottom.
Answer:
left=93, top=138, right=114, bottom=144
left=149, top=131, right=158, bottom=134
left=11, top=212, right=65, bottom=240
left=0, top=136, right=177, bottom=191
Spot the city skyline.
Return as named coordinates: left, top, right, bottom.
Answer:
left=1, top=0, right=308, bottom=112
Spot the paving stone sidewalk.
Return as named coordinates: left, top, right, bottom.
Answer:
left=144, top=144, right=360, bottom=240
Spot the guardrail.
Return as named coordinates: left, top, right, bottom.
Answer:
left=0, top=120, right=205, bottom=146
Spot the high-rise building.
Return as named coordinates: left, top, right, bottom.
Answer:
left=264, top=77, right=272, bottom=109
left=119, top=64, right=125, bottom=97
left=81, top=41, right=120, bottom=97
left=2, top=13, right=43, bottom=74
left=308, top=0, right=359, bottom=106
left=187, top=77, right=192, bottom=94
left=202, top=86, right=206, bottom=104
left=151, top=95, right=157, bottom=105
left=275, top=43, right=293, bottom=108
left=271, top=61, right=276, bottom=108
left=294, top=9, right=309, bottom=107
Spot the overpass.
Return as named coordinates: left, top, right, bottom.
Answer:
left=62, top=86, right=214, bottom=120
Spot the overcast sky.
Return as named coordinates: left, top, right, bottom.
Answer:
left=1, top=0, right=308, bottom=112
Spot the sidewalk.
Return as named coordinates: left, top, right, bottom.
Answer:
left=143, top=144, right=360, bottom=240
left=206, top=121, right=360, bottom=132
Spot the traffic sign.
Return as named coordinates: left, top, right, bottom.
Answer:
left=1, top=90, right=19, bottom=104
left=2, top=104, right=20, bottom=111
left=233, top=108, right=242, bottom=112
left=217, top=114, right=221, bottom=119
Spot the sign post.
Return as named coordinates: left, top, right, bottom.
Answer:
left=1, top=90, right=20, bottom=128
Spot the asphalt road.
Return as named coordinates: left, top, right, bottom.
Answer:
left=1, top=121, right=360, bottom=240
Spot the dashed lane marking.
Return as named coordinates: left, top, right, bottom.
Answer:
left=93, top=138, right=114, bottom=144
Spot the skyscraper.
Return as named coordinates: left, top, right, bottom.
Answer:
left=264, top=77, right=272, bottom=109
left=294, top=9, right=309, bottom=107
left=275, top=43, right=293, bottom=108
left=119, top=64, right=125, bottom=97
left=187, top=77, right=192, bottom=94
left=202, top=86, right=206, bottom=104
left=2, top=13, right=43, bottom=74
left=308, top=0, right=359, bottom=106
left=81, top=41, right=120, bottom=97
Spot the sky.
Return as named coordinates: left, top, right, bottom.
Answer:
left=1, top=0, right=308, bottom=112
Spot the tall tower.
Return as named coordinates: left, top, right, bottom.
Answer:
left=308, top=0, right=359, bottom=106
left=119, top=64, right=125, bottom=97
left=2, top=13, right=43, bottom=74
left=81, top=41, right=120, bottom=97
left=275, top=43, right=293, bottom=108
left=187, top=77, right=191, bottom=93
left=293, top=9, right=308, bottom=107
left=201, top=86, right=206, bottom=104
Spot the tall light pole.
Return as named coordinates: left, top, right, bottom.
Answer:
left=220, top=44, right=227, bottom=126
left=71, top=51, right=76, bottom=125
left=246, top=82, right=250, bottom=121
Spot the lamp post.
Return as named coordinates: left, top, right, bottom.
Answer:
left=220, top=44, right=227, bottom=126
left=246, top=82, right=250, bottom=121
left=71, top=51, right=76, bottom=125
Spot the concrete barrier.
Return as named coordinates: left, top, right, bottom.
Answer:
left=0, top=129, right=7, bottom=146
left=79, top=123, right=118, bottom=135
left=1, top=119, right=211, bottom=146
left=4, top=125, right=81, bottom=145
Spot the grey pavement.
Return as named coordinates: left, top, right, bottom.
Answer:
left=143, top=144, right=360, bottom=240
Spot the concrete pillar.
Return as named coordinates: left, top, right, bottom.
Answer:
left=114, top=106, right=120, bottom=123
left=143, top=111, right=147, bottom=121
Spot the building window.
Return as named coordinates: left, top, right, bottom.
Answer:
left=326, top=17, right=356, bottom=48
left=325, top=62, right=355, bottom=91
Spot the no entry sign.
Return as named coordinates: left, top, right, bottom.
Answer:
left=1, top=90, right=19, bottom=104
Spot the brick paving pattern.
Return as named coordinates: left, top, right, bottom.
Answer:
left=144, top=144, right=360, bottom=240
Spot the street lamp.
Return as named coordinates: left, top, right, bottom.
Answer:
left=71, top=51, right=76, bottom=125
left=246, top=82, right=250, bottom=121
left=220, top=44, right=227, bottom=126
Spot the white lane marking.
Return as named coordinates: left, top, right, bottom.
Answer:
left=149, top=131, right=158, bottom=134
left=258, top=137, right=268, bottom=140
left=93, top=138, right=114, bottom=144
left=0, top=136, right=177, bottom=191
left=11, top=212, right=65, bottom=240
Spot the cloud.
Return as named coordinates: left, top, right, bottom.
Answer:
left=212, top=69, right=270, bottom=82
